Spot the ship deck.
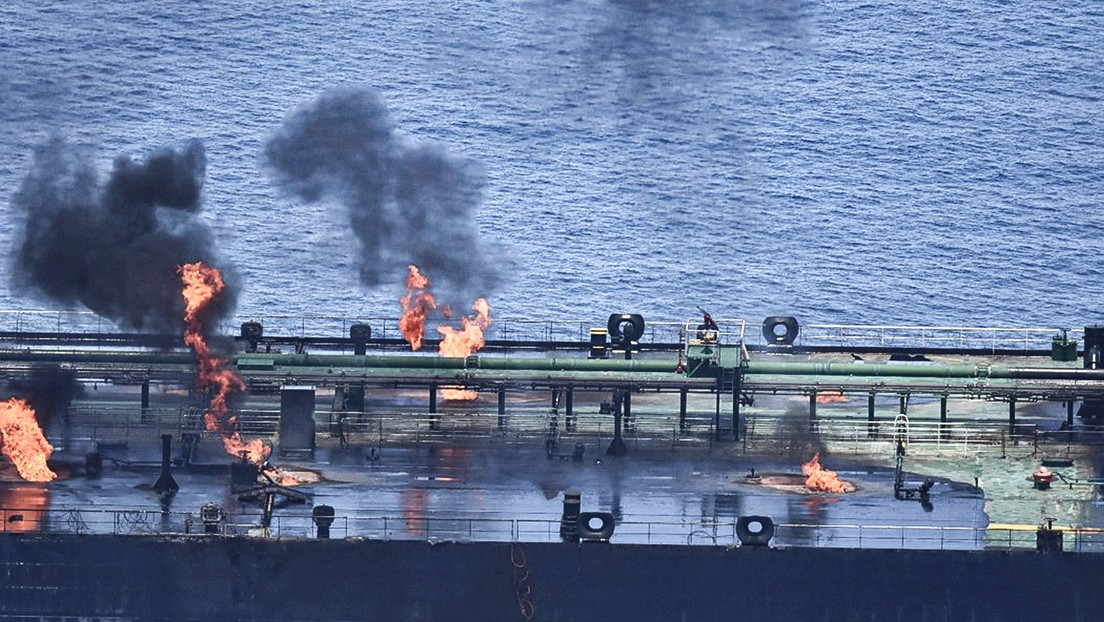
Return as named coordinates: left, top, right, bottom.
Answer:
left=1, top=319, right=1103, bottom=552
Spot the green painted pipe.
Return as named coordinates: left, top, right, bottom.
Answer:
left=238, top=353, right=676, bottom=372
left=744, top=360, right=1004, bottom=378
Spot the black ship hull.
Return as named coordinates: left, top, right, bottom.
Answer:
left=2, top=533, right=1101, bottom=621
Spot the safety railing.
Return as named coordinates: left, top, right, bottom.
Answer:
left=0, top=308, right=1076, bottom=353
left=763, top=323, right=1075, bottom=352
left=744, top=415, right=1020, bottom=455
left=52, top=399, right=724, bottom=455
left=2, top=506, right=1101, bottom=553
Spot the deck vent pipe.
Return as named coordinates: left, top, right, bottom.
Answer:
left=350, top=323, right=371, bottom=356
left=560, top=491, right=581, bottom=543
left=153, top=434, right=179, bottom=495
left=241, top=322, right=263, bottom=352
left=200, top=503, right=224, bottom=535
left=313, top=505, right=336, bottom=539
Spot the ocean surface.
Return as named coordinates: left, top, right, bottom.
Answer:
left=2, top=0, right=1103, bottom=334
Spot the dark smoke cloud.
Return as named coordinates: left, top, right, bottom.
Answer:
left=10, top=137, right=237, bottom=331
left=5, top=365, right=84, bottom=430
left=264, top=87, right=499, bottom=304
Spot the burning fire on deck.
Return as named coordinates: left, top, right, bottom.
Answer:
left=802, top=452, right=850, bottom=493
left=179, top=262, right=269, bottom=464
left=399, top=265, right=446, bottom=351
left=815, top=391, right=849, bottom=404
left=398, top=265, right=492, bottom=401
left=0, top=398, right=55, bottom=483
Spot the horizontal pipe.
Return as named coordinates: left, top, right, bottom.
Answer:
left=744, top=361, right=994, bottom=378
left=253, top=353, right=676, bottom=373
left=2, top=348, right=1101, bottom=383
left=0, top=350, right=678, bottom=374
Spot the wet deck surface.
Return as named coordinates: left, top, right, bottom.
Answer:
left=2, top=346, right=1102, bottom=551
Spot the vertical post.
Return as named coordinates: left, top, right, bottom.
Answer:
left=429, top=385, right=439, bottom=431
left=714, top=382, right=722, bottom=442
left=867, top=393, right=876, bottom=439
left=1067, top=400, right=1075, bottom=428
left=809, top=391, right=817, bottom=423
left=141, top=381, right=150, bottom=422
left=900, top=394, right=909, bottom=414
left=732, top=372, right=741, bottom=442
left=623, top=391, right=632, bottom=429
left=679, top=387, right=688, bottom=433
left=606, top=403, right=628, bottom=456
left=497, top=387, right=507, bottom=431
left=565, top=388, right=575, bottom=431
left=940, top=395, right=949, bottom=440
left=1009, top=397, right=1016, bottom=436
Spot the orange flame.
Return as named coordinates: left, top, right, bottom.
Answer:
left=438, top=298, right=492, bottom=400
left=0, top=485, right=49, bottom=533
left=398, top=265, right=438, bottom=350
left=0, top=398, right=56, bottom=482
left=179, top=262, right=270, bottom=464
left=261, top=463, right=300, bottom=487
left=815, top=391, right=848, bottom=404
left=801, top=452, right=847, bottom=493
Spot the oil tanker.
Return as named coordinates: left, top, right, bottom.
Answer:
left=2, top=312, right=1103, bottom=621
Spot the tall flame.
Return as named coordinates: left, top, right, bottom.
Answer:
left=398, top=265, right=438, bottom=350
left=438, top=298, right=492, bottom=400
left=179, top=262, right=270, bottom=464
left=397, top=265, right=491, bottom=401
left=0, top=398, right=56, bottom=482
left=801, top=452, right=847, bottom=493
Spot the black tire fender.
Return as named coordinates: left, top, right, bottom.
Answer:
left=607, top=314, right=646, bottom=343
left=762, top=316, right=799, bottom=346
left=736, top=515, right=774, bottom=546
left=577, top=511, right=616, bottom=542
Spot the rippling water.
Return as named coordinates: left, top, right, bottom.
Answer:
left=1, top=0, right=1102, bottom=331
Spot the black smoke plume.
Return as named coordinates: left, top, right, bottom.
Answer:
left=5, top=365, right=84, bottom=430
left=10, top=137, right=237, bottom=331
left=264, top=87, right=499, bottom=304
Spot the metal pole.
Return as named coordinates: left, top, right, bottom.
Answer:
left=1009, top=397, right=1016, bottom=435
left=867, top=393, right=876, bottom=439
left=498, top=387, right=507, bottom=430
left=679, top=387, right=688, bottom=433
left=429, top=385, right=439, bottom=431
left=565, top=388, right=575, bottom=431
left=732, top=372, right=741, bottom=442
left=623, top=391, right=632, bottom=429
left=940, top=394, right=949, bottom=440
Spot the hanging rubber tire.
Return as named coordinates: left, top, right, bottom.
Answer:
left=762, top=316, right=799, bottom=346
left=736, top=515, right=774, bottom=546
left=607, top=314, right=645, bottom=344
left=576, top=512, right=616, bottom=542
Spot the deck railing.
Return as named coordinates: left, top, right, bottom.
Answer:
left=1, top=506, right=1099, bottom=553
left=0, top=309, right=1074, bottom=352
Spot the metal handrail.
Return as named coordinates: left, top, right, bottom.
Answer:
left=2, top=506, right=1100, bottom=552
left=0, top=309, right=1072, bottom=351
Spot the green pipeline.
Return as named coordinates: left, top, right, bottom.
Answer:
left=242, top=353, right=678, bottom=373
